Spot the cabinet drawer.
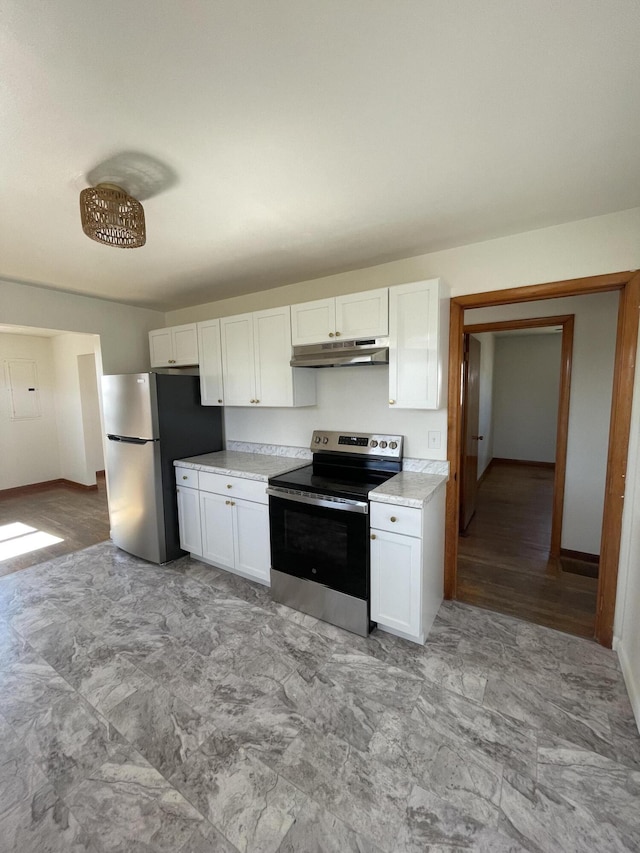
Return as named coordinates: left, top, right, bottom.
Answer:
left=198, top=471, right=268, bottom=504
left=370, top=502, right=422, bottom=537
left=175, top=467, right=199, bottom=489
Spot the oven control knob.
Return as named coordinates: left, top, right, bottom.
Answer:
left=379, top=440, right=388, bottom=449
left=389, top=441, right=398, bottom=450
left=322, top=436, right=329, bottom=445
left=314, top=436, right=321, bottom=444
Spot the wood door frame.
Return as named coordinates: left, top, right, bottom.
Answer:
left=463, top=314, right=574, bottom=557
left=445, top=270, right=640, bottom=647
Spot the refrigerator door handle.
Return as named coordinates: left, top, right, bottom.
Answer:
left=107, top=434, right=153, bottom=445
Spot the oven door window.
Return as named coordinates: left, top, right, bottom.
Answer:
left=269, top=496, right=369, bottom=599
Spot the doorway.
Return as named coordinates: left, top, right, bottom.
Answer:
left=456, top=316, right=599, bottom=636
left=445, top=270, right=640, bottom=647
left=0, top=325, right=109, bottom=576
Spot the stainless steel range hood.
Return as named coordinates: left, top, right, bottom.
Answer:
left=290, top=337, right=389, bottom=368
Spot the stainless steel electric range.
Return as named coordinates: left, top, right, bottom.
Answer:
left=267, top=430, right=403, bottom=636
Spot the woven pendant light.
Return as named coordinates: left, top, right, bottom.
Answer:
left=79, top=183, right=146, bottom=248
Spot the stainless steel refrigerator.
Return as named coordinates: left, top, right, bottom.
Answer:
left=102, top=372, right=223, bottom=563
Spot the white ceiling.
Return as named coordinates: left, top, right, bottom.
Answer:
left=1, top=1, right=639, bottom=312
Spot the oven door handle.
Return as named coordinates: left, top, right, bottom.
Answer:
left=266, top=487, right=369, bottom=514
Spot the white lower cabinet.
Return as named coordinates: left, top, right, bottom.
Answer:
left=176, top=468, right=271, bottom=585
left=370, top=529, right=422, bottom=638
left=176, top=485, right=202, bottom=556
left=370, top=490, right=445, bottom=644
left=233, top=498, right=270, bottom=581
left=200, top=491, right=235, bottom=568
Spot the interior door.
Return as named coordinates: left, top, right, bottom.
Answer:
left=460, top=335, right=482, bottom=532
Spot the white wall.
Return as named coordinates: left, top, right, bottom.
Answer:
left=78, top=353, right=104, bottom=476
left=0, top=334, right=61, bottom=490
left=474, top=333, right=495, bottom=478
left=466, top=292, right=618, bottom=555
left=52, top=334, right=104, bottom=487
left=492, top=334, right=562, bottom=463
left=225, top=367, right=445, bottom=460
left=165, top=208, right=639, bottom=462
left=167, top=208, right=640, bottom=321
left=0, top=278, right=164, bottom=375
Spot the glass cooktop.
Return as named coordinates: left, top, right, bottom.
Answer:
left=269, top=462, right=397, bottom=503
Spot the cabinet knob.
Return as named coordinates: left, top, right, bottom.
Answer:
left=390, top=516, right=397, bottom=523
left=218, top=399, right=223, bottom=404
left=250, top=399, right=255, bottom=403
left=255, top=399, right=260, bottom=404
left=230, top=501, right=235, bottom=506
left=225, top=499, right=231, bottom=505
left=182, top=475, right=188, bottom=480
left=328, top=332, right=334, bottom=338
left=335, top=331, right=341, bottom=337
left=226, top=484, right=232, bottom=489
left=389, top=399, right=396, bottom=405
left=370, top=533, right=376, bottom=540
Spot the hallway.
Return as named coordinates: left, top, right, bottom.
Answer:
left=457, top=462, right=598, bottom=638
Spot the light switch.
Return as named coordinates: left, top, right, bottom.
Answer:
left=428, top=430, right=441, bottom=450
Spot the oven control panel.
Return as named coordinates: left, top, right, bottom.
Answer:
left=310, top=430, right=403, bottom=459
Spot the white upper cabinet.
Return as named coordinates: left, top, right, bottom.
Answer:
left=291, top=288, right=388, bottom=345
left=220, top=313, right=256, bottom=407
left=290, top=298, right=336, bottom=346
left=197, top=319, right=224, bottom=406
left=221, top=306, right=316, bottom=407
left=389, top=279, right=447, bottom=410
left=149, top=323, right=199, bottom=367
left=336, top=289, right=389, bottom=340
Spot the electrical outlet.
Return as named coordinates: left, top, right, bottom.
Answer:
left=428, top=430, right=441, bottom=450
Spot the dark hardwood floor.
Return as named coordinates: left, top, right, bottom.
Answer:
left=0, top=475, right=110, bottom=578
left=457, top=461, right=598, bottom=639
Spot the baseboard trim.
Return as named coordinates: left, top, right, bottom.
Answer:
left=60, top=479, right=99, bottom=492
left=616, top=640, right=640, bottom=735
left=492, top=457, right=556, bottom=469
left=559, top=548, right=600, bottom=563
left=0, top=478, right=98, bottom=497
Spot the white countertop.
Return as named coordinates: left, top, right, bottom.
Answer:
left=369, top=471, right=448, bottom=509
left=174, top=451, right=309, bottom=482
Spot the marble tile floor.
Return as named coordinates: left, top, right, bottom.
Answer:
left=0, top=542, right=638, bottom=852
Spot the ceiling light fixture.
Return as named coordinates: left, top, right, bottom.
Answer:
left=79, top=183, right=146, bottom=248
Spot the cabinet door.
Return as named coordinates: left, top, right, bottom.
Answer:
left=197, top=320, right=224, bottom=406
left=172, top=324, right=199, bottom=366
left=336, top=289, right=388, bottom=339
left=370, top=529, right=421, bottom=638
left=176, top=486, right=202, bottom=556
left=253, top=307, right=293, bottom=407
left=233, top=499, right=271, bottom=584
left=220, top=314, right=256, bottom=406
left=291, top=298, right=336, bottom=345
left=149, top=329, right=172, bottom=367
left=200, top=491, right=235, bottom=568
left=389, top=279, right=440, bottom=409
